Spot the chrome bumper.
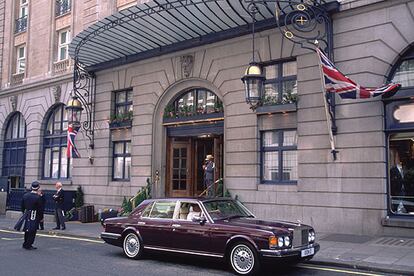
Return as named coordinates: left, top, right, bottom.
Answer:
left=260, top=243, right=320, bottom=258
left=100, top=232, right=122, bottom=240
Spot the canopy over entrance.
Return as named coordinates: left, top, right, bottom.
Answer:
left=69, top=0, right=339, bottom=72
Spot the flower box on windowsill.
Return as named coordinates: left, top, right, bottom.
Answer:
left=109, top=120, right=132, bottom=129
left=256, top=103, right=297, bottom=115
left=163, top=112, right=224, bottom=124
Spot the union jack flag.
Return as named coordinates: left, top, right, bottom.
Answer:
left=316, top=47, right=401, bottom=99
left=67, top=124, right=80, bottom=158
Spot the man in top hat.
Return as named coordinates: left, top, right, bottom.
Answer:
left=203, top=154, right=215, bottom=197
left=21, top=181, right=42, bottom=250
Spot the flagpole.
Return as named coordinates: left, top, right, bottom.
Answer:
left=314, top=41, right=338, bottom=161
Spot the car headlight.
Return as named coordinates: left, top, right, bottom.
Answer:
left=284, top=236, right=290, bottom=247
left=278, top=237, right=284, bottom=247
left=308, top=230, right=315, bottom=242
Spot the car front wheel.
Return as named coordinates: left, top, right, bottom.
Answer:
left=123, top=232, right=143, bottom=259
left=229, top=242, right=260, bottom=275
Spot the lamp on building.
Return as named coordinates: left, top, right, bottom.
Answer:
left=242, top=4, right=265, bottom=110
left=66, top=96, right=83, bottom=126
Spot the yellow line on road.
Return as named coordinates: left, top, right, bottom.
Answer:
left=0, top=229, right=104, bottom=244
left=297, top=264, right=386, bottom=276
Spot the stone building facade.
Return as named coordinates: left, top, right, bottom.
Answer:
left=1, top=0, right=414, bottom=236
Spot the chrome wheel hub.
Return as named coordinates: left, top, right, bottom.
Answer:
left=231, top=245, right=254, bottom=274
left=124, top=234, right=140, bottom=257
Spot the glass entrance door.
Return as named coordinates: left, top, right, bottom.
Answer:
left=169, top=141, right=191, bottom=197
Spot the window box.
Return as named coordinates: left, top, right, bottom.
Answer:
left=256, top=103, right=297, bottom=115
left=109, top=120, right=132, bottom=129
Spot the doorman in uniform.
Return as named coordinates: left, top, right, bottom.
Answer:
left=52, top=182, right=66, bottom=230
left=21, top=181, right=42, bottom=250
left=203, top=155, right=215, bottom=197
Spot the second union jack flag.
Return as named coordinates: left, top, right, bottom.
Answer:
left=316, top=47, right=401, bottom=99
left=67, top=124, right=81, bottom=158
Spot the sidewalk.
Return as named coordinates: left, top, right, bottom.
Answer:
left=1, top=215, right=413, bottom=275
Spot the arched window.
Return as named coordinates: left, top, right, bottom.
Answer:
left=163, top=88, right=223, bottom=120
left=2, top=112, right=26, bottom=189
left=390, top=47, right=414, bottom=88
left=43, top=104, right=71, bottom=179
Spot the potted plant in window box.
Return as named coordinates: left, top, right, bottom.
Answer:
left=109, top=110, right=133, bottom=129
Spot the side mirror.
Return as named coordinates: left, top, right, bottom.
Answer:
left=192, top=216, right=207, bottom=225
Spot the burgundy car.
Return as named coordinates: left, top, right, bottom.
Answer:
left=101, top=198, right=319, bottom=275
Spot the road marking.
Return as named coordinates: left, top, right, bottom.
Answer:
left=1, top=237, right=23, bottom=241
left=0, top=229, right=104, bottom=244
left=297, top=264, right=386, bottom=276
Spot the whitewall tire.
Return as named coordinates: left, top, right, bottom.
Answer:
left=123, top=232, right=143, bottom=259
left=229, top=242, right=260, bottom=275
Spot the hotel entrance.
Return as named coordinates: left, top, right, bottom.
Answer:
left=166, top=135, right=223, bottom=197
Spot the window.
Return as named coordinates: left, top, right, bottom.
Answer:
left=262, top=60, right=297, bottom=105
left=261, top=130, right=298, bottom=183
left=15, top=0, right=28, bottom=33
left=149, top=201, right=177, bottom=219
left=43, top=105, right=71, bottom=179
left=16, top=45, right=25, bottom=74
left=58, top=29, right=71, bottom=61
left=114, top=90, right=133, bottom=119
left=113, top=141, right=131, bottom=180
left=163, top=88, right=223, bottom=119
left=56, top=0, right=71, bottom=16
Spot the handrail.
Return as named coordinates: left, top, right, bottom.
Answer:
left=198, top=178, right=222, bottom=197
left=129, top=186, right=149, bottom=208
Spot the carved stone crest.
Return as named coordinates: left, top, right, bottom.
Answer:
left=180, top=55, right=194, bottom=78
left=9, top=95, right=17, bottom=111
left=52, top=85, right=62, bottom=103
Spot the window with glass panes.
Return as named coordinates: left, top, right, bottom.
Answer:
left=263, top=60, right=297, bottom=105
left=261, top=130, right=298, bottom=184
left=114, top=90, right=133, bottom=118
left=58, top=29, right=70, bottom=61
left=16, top=45, right=25, bottom=73
left=19, top=0, right=28, bottom=18
left=113, top=141, right=131, bottom=180
left=43, top=105, right=71, bottom=179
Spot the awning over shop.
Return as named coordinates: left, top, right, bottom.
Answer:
left=69, top=0, right=339, bottom=72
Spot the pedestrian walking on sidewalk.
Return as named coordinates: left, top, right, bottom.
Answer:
left=37, top=189, right=46, bottom=230
left=20, top=181, right=42, bottom=250
left=52, top=182, right=66, bottom=230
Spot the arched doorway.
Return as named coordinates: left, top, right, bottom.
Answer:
left=1, top=112, right=27, bottom=191
left=163, top=88, right=224, bottom=197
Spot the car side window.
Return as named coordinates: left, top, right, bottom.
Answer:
left=140, top=202, right=154, bottom=218
left=149, top=201, right=177, bottom=219
left=176, top=202, right=204, bottom=221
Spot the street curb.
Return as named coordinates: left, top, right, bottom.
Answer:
left=307, top=259, right=414, bottom=276
left=1, top=227, right=102, bottom=242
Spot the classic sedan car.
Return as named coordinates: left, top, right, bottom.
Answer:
left=101, top=198, right=319, bottom=275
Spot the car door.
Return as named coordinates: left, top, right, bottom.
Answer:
left=169, top=201, right=212, bottom=253
left=138, top=200, right=177, bottom=248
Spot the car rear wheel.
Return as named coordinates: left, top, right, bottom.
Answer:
left=123, top=232, right=143, bottom=259
left=229, top=242, right=260, bottom=275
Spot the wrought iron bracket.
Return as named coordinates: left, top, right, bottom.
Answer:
left=73, top=57, right=96, bottom=149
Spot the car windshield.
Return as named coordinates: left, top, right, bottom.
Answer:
left=203, top=200, right=253, bottom=221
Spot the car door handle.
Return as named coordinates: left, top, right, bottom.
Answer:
left=137, top=221, right=146, bottom=225
left=172, top=224, right=181, bottom=228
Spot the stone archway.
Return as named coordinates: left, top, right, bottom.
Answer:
left=151, top=78, right=226, bottom=198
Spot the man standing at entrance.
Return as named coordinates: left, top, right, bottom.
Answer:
left=203, top=155, right=215, bottom=197
left=52, top=182, right=66, bottom=230
left=21, top=181, right=42, bottom=250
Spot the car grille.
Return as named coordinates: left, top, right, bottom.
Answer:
left=292, top=227, right=309, bottom=248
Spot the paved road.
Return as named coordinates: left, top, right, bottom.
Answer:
left=0, top=230, right=396, bottom=276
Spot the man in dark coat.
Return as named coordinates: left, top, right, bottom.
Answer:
left=37, top=189, right=46, bottom=230
left=52, top=182, right=66, bottom=230
left=21, top=181, right=42, bottom=250
left=203, top=155, right=215, bottom=197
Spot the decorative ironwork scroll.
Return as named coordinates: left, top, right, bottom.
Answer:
left=73, top=57, right=96, bottom=149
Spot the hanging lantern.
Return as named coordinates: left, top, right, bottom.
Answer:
left=66, top=96, right=83, bottom=126
left=242, top=62, right=265, bottom=110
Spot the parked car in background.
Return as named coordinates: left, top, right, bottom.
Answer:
left=101, top=198, right=319, bottom=275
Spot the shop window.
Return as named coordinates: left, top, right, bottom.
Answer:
left=43, top=104, right=71, bottom=179
left=261, top=130, right=298, bottom=184
left=57, top=29, right=71, bottom=61
left=15, top=0, right=28, bottom=33
left=163, top=88, right=223, bottom=120
left=16, top=45, right=26, bottom=74
left=262, top=60, right=297, bottom=105
left=56, top=0, right=71, bottom=16
left=112, top=141, right=131, bottom=181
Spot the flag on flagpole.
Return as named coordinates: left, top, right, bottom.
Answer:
left=67, top=124, right=81, bottom=158
left=316, top=47, right=401, bottom=99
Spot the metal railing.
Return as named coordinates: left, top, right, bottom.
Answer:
left=11, top=73, right=24, bottom=85
left=56, top=0, right=71, bottom=16
left=53, top=59, right=72, bottom=74
left=15, top=16, right=27, bottom=33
